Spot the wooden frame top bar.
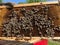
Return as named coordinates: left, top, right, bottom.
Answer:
left=0, top=1, right=58, bottom=8
left=14, top=1, right=58, bottom=7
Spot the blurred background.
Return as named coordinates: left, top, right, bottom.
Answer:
left=0, top=0, right=58, bottom=4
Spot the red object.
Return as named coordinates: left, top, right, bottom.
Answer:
left=33, top=39, right=48, bottom=45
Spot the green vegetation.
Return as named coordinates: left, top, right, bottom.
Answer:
left=27, top=0, right=40, bottom=3
left=48, top=40, right=60, bottom=45
left=0, top=0, right=2, bottom=3
left=27, top=0, right=47, bottom=3
left=18, top=0, right=47, bottom=4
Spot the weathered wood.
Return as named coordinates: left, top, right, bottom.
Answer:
left=0, top=37, right=60, bottom=43
left=0, top=2, right=58, bottom=8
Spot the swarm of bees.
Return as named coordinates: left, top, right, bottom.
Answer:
left=2, top=5, right=60, bottom=39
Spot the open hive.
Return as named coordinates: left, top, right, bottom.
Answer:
left=0, top=2, right=60, bottom=38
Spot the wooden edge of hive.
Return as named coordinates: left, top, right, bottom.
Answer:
left=0, top=1, right=58, bottom=8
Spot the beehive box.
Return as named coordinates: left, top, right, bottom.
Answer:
left=0, top=2, right=60, bottom=37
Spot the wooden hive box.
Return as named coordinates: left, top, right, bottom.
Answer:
left=0, top=2, right=60, bottom=37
